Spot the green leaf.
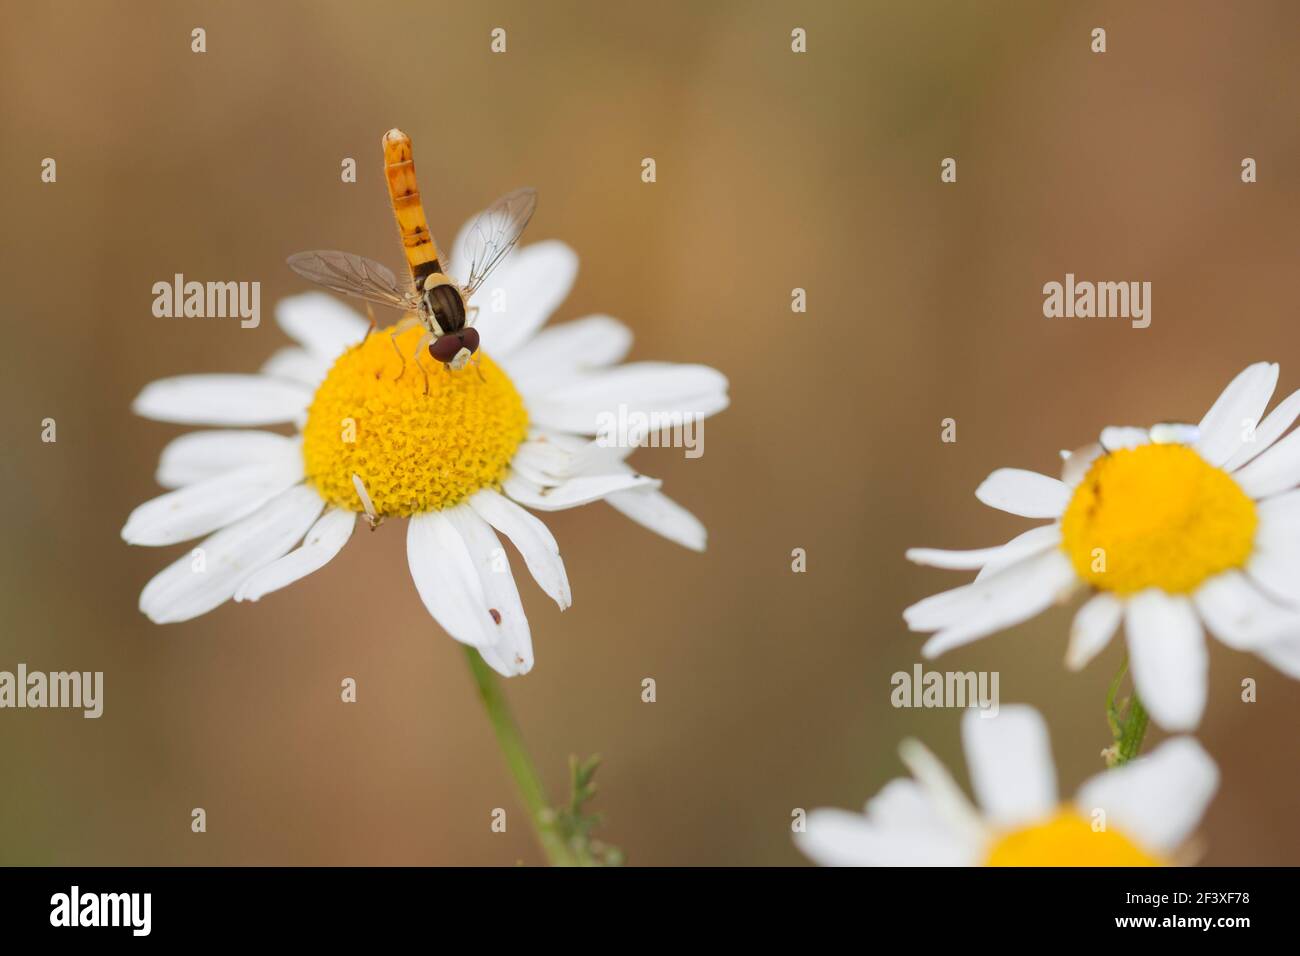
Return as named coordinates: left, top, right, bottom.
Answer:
left=552, top=753, right=624, bottom=866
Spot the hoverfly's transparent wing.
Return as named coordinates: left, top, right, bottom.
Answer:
left=286, top=250, right=417, bottom=312
left=460, top=188, right=538, bottom=299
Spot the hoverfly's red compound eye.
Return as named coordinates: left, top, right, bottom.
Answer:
left=459, top=327, right=480, bottom=355
left=429, top=329, right=481, bottom=365
left=429, top=335, right=463, bottom=364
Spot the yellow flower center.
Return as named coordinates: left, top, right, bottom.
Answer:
left=1060, top=443, right=1257, bottom=595
left=985, top=809, right=1164, bottom=866
left=302, top=325, right=528, bottom=517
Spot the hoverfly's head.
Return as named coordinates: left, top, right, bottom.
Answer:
left=429, top=327, right=480, bottom=371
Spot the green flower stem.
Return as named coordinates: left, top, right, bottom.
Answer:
left=462, top=646, right=577, bottom=866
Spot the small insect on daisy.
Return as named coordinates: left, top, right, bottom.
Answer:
left=288, top=128, right=536, bottom=377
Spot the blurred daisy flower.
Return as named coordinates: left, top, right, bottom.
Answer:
left=797, top=706, right=1218, bottom=866
left=123, top=222, right=728, bottom=677
left=906, top=363, right=1300, bottom=730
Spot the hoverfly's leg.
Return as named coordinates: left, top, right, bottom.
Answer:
left=362, top=304, right=378, bottom=346
left=389, top=331, right=408, bottom=380
left=411, top=332, right=436, bottom=396
left=470, top=355, right=486, bottom=384
left=389, top=314, right=429, bottom=380
left=464, top=306, right=480, bottom=329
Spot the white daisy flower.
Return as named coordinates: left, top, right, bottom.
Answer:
left=797, top=706, right=1218, bottom=866
left=122, top=218, right=728, bottom=677
left=905, top=362, right=1300, bottom=730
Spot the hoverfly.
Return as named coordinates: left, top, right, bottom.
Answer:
left=287, top=128, right=537, bottom=375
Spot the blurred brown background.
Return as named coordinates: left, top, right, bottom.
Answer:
left=2, top=0, right=1298, bottom=866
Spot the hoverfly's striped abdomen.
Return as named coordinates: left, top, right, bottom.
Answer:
left=382, top=128, right=442, bottom=289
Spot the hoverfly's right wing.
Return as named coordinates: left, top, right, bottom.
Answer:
left=286, top=250, right=418, bottom=312
left=459, top=188, right=539, bottom=299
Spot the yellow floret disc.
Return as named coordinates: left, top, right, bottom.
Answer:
left=1060, top=443, right=1256, bottom=595
left=985, top=809, right=1165, bottom=867
left=302, top=325, right=528, bottom=516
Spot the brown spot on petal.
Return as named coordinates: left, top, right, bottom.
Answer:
left=489, top=608, right=502, bottom=625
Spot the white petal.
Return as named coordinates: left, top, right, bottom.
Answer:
left=863, top=778, right=948, bottom=830
left=156, top=430, right=298, bottom=489
left=505, top=453, right=565, bottom=489
left=961, top=706, right=1057, bottom=829
left=405, top=511, right=496, bottom=649
left=1066, top=592, right=1123, bottom=670
left=1074, top=738, right=1218, bottom=853
left=1099, top=426, right=1150, bottom=452
left=443, top=507, right=533, bottom=676
left=910, top=551, right=1076, bottom=657
left=605, top=486, right=707, bottom=552
left=468, top=488, right=571, bottom=610
left=526, top=363, right=729, bottom=436
left=1256, top=487, right=1300, bottom=525
left=502, top=469, right=659, bottom=511
left=234, top=507, right=356, bottom=602
left=138, top=485, right=324, bottom=624
left=907, top=543, right=1016, bottom=571
left=1246, top=547, right=1300, bottom=607
left=1223, top=388, right=1300, bottom=472
left=473, top=644, right=521, bottom=680
left=509, top=433, right=587, bottom=485
left=1124, top=590, right=1207, bottom=731
left=510, top=431, right=634, bottom=486
left=260, top=346, right=332, bottom=387
left=796, top=799, right=978, bottom=867
left=123, top=456, right=305, bottom=546
left=466, top=241, right=578, bottom=357
left=275, top=291, right=369, bottom=357
left=1232, top=426, right=1300, bottom=498
left=1254, top=634, right=1300, bottom=678
left=405, top=508, right=536, bottom=674
left=1192, top=570, right=1300, bottom=650
left=1149, top=423, right=1202, bottom=445
left=500, top=315, right=633, bottom=396
left=133, top=375, right=311, bottom=426
left=1195, top=362, right=1278, bottom=467
left=906, top=546, right=1064, bottom=630
left=897, top=738, right=987, bottom=844
left=974, top=468, right=1070, bottom=519
left=1061, top=442, right=1104, bottom=487
left=974, top=525, right=1063, bottom=581
left=908, top=524, right=1059, bottom=571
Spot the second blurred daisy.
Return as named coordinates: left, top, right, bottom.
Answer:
left=906, top=363, right=1300, bottom=730
left=797, top=706, right=1218, bottom=866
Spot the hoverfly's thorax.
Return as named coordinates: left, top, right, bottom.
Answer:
left=421, top=276, right=467, bottom=333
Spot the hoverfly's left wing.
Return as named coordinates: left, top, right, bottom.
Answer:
left=286, top=250, right=417, bottom=312
left=459, top=188, right=538, bottom=299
